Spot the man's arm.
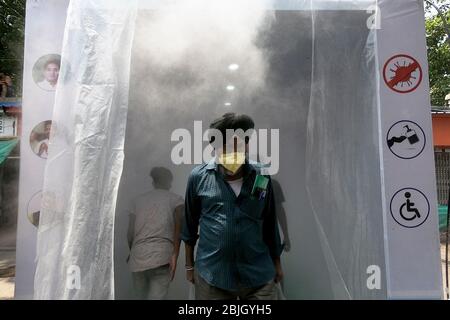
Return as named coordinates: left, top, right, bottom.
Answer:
left=185, top=243, right=196, bottom=284
left=276, top=203, right=291, bottom=252
left=169, top=204, right=184, bottom=281
left=262, top=179, right=284, bottom=282
left=126, top=198, right=137, bottom=252
left=181, top=172, right=201, bottom=284
left=173, top=204, right=184, bottom=256
left=127, top=213, right=136, bottom=250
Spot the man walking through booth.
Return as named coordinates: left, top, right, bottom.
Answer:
left=182, top=113, right=283, bottom=300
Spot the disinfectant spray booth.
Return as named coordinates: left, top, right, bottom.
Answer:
left=14, top=0, right=443, bottom=300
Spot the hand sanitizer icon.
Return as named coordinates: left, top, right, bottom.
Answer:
left=387, top=120, right=425, bottom=159
left=404, top=125, right=419, bottom=145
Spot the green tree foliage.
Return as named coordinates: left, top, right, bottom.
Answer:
left=425, top=0, right=450, bottom=107
left=0, top=0, right=25, bottom=95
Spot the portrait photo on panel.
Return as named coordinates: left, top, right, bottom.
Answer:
left=30, top=120, right=52, bottom=159
left=32, top=54, right=61, bottom=92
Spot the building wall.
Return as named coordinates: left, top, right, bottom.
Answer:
left=432, top=114, right=450, bottom=148
left=432, top=113, right=450, bottom=205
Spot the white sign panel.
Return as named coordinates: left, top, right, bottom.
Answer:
left=15, top=0, right=69, bottom=299
left=376, top=0, right=443, bottom=299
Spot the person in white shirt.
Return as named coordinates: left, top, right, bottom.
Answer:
left=37, top=59, right=60, bottom=91
left=127, top=167, right=184, bottom=300
left=35, top=139, right=49, bottom=158
left=31, top=121, right=52, bottom=159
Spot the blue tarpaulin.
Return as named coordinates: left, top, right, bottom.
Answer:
left=439, top=205, right=449, bottom=231
left=0, top=100, right=21, bottom=108
left=0, top=139, right=18, bottom=165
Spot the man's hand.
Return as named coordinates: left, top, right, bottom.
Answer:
left=274, top=258, right=284, bottom=283
left=169, top=253, right=178, bottom=282
left=186, top=269, right=195, bottom=284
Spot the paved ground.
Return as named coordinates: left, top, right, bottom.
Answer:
left=0, top=249, right=15, bottom=300
left=0, top=234, right=448, bottom=300
left=0, top=277, right=15, bottom=300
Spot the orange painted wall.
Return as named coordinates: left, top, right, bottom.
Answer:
left=432, top=114, right=450, bottom=147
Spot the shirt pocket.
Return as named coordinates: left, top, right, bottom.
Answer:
left=239, top=197, right=266, bottom=221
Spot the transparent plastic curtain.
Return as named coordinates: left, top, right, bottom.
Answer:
left=34, top=0, right=138, bottom=299
left=305, top=1, right=387, bottom=299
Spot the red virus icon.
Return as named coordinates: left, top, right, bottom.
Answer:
left=383, top=54, right=423, bottom=94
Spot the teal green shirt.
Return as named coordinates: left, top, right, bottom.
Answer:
left=182, top=159, right=283, bottom=291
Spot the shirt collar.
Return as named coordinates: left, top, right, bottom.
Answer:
left=205, top=157, right=218, bottom=171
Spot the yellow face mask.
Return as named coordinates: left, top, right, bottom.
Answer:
left=218, top=152, right=246, bottom=174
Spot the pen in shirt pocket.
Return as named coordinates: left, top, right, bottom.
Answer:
left=251, top=174, right=269, bottom=200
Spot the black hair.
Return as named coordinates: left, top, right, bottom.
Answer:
left=150, top=167, right=173, bottom=183
left=44, top=59, right=61, bottom=69
left=209, top=113, right=255, bottom=145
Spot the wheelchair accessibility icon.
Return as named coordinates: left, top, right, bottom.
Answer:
left=390, top=188, right=430, bottom=228
left=400, top=192, right=421, bottom=221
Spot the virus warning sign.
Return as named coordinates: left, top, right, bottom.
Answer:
left=383, top=54, right=423, bottom=94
